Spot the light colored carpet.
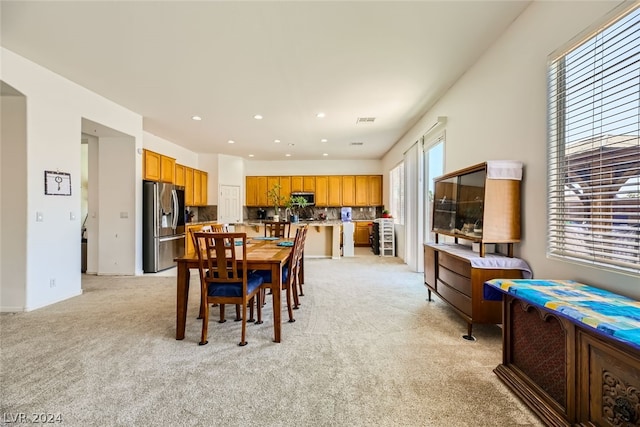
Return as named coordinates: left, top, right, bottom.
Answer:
left=1, top=253, right=543, bottom=426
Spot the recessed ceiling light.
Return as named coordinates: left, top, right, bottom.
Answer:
left=228, top=140, right=235, bottom=144
left=248, top=154, right=254, bottom=158
left=288, top=143, right=295, bottom=147
left=274, top=139, right=281, bottom=143
left=253, top=114, right=263, bottom=120
left=285, top=154, right=291, bottom=157
left=191, top=116, right=202, bottom=121
left=316, top=112, right=326, bottom=118
left=321, top=138, right=328, bottom=143
left=323, top=153, right=329, bottom=156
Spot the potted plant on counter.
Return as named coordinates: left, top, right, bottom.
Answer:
left=267, top=184, right=285, bottom=222
left=285, top=195, right=310, bottom=223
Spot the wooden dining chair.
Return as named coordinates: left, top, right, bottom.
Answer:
left=264, top=220, right=291, bottom=238
left=292, top=224, right=309, bottom=305
left=192, top=224, right=252, bottom=324
left=193, top=232, right=264, bottom=346
left=254, top=226, right=305, bottom=323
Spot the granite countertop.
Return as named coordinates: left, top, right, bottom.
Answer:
left=244, top=220, right=343, bottom=226
left=185, top=220, right=219, bottom=226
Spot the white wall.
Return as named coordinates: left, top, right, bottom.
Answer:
left=143, top=131, right=199, bottom=169
left=1, top=90, right=28, bottom=311
left=246, top=159, right=382, bottom=176
left=382, top=1, right=639, bottom=298
left=0, top=47, right=143, bottom=310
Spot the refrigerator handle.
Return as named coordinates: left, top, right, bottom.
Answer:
left=171, top=189, right=179, bottom=229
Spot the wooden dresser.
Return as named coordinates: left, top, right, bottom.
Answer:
left=423, top=243, right=530, bottom=340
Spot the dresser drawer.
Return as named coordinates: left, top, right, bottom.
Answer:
left=438, top=266, right=472, bottom=297
left=439, top=252, right=471, bottom=279
left=437, top=280, right=472, bottom=317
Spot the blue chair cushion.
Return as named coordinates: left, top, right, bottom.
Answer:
left=207, top=272, right=263, bottom=297
left=254, top=266, right=288, bottom=284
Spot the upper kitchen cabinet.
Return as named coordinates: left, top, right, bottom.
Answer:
left=327, top=176, right=342, bottom=207
left=355, top=176, right=369, bottom=206
left=342, top=176, right=356, bottom=206
left=200, top=171, right=208, bottom=206
left=143, top=149, right=175, bottom=183
left=279, top=176, right=292, bottom=201
left=143, top=149, right=161, bottom=181
left=185, top=167, right=194, bottom=206
left=303, top=176, right=316, bottom=192
left=160, top=155, right=176, bottom=183
left=175, top=164, right=186, bottom=186
left=191, top=169, right=208, bottom=206
left=193, top=170, right=203, bottom=206
left=246, top=176, right=258, bottom=206
left=291, top=176, right=303, bottom=192
left=246, top=176, right=269, bottom=207
left=368, top=175, right=383, bottom=206
left=315, top=176, right=328, bottom=206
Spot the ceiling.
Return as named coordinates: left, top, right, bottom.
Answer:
left=1, top=1, right=530, bottom=161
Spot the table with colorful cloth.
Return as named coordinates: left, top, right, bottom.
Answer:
left=484, top=278, right=640, bottom=352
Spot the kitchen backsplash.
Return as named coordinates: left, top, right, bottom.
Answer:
left=187, top=205, right=382, bottom=223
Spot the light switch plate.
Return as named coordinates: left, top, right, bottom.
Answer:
left=36, top=212, right=44, bottom=222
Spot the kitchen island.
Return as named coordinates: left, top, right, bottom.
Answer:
left=236, top=220, right=343, bottom=259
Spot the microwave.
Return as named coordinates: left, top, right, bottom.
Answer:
left=291, top=192, right=315, bottom=206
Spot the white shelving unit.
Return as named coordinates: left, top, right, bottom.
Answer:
left=375, top=218, right=395, bottom=257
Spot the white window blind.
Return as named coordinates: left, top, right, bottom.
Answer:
left=547, top=4, right=640, bottom=275
left=390, top=162, right=405, bottom=225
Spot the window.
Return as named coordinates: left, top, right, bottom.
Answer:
left=424, top=138, right=444, bottom=243
left=389, top=162, right=404, bottom=225
left=547, top=4, right=640, bottom=275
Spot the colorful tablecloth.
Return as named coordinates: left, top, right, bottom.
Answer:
left=484, top=279, right=640, bottom=351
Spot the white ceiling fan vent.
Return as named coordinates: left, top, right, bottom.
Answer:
left=356, top=117, right=376, bottom=124
left=349, top=142, right=365, bottom=146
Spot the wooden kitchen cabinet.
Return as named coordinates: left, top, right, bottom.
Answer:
left=200, top=171, right=208, bottom=206
left=327, top=176, right=342, bottom=206
left=256, top=176, right=268, bottom=207
left=303, top=176, right=316, bottom=192
left=185, top=167, right=194, bottom=206
left=279, top=176, right=292, bottom=201
left=354, top=222, right=371, bottom=247
left=342, top=176, right=355, bottom=206
left=175, top=164, right=186, bottom=186
left=143, top=149, right=175, bottom=183
left=160, top=155, right=176, bottom=183
left=246, top=176, right=258, bottom=206
left=193, top=170, right=203, bottom=206
left=355, top=175, right=369, bottom=206
left=368, top=175, right=382, bottom=206
left=246, top=174, right=381, bottom=207
left=291, top=176, right=303, bottom=192
left=315, top=176, right=328, bottom=206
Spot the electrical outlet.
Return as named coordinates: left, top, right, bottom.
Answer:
left=49, top=279, right=56, bottom=288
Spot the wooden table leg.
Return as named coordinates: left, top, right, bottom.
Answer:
left=272, top=263, right=281, bottom=343
left=176, top=261, right=190, bottom=340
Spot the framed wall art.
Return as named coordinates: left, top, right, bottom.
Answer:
left=44, top=171, right=72, bottom=196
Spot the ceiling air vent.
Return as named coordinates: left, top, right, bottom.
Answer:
left=356, top=117, right=376, bottom=124
left=350, top=142, right=364, bottom=146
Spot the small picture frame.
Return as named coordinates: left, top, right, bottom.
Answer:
left=44, top=171, right=72, bottom=196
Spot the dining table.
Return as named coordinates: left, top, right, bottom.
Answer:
left=174, top=237, right=293, bottom=343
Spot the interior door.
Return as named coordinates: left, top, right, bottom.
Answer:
left=218, top=185, right=241, bottom=224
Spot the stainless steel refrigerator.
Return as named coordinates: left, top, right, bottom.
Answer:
left=143, top=181, right=185, bottom=272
